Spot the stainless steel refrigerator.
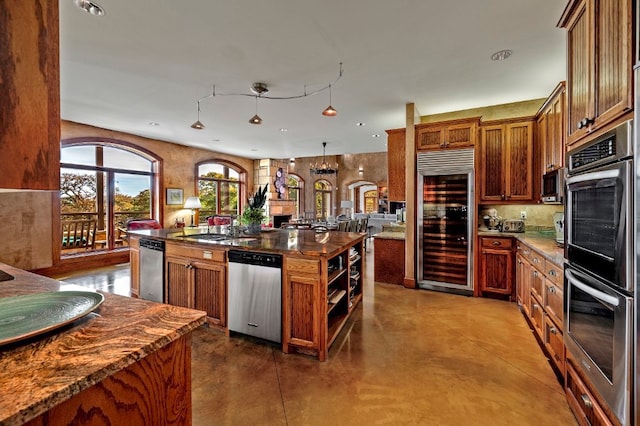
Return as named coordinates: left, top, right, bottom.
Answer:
left=416, top=149, right=474, bottom=295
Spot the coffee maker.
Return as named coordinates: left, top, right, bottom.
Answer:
left=553, top=212, right=564, bottom=246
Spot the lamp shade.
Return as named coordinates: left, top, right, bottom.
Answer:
left=184, top=196, right=202, bottom=209
left=340, top=200, right=353, bottom=209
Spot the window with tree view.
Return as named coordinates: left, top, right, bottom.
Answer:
left=60, top=143, right=156, bottom=253
left=288, top=174, right=302, bottom=218
left=314, top=180, right=332, bottom=220
left=197, top=162, right=242, bottom=221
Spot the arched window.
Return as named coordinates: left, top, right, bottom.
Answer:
left=61, top=141, right=158, bottom=253
left=287, top=174, right=303, bottom=218
left=197, top=161, right=245, bottom=220
left=314, top=180, right=332, bottom=220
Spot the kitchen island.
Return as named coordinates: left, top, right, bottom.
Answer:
left=128, top=228, right=366, bottom=361
left=0, top=263, right=206, bottom=426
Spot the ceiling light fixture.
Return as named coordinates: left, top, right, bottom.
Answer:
left=322, top=84, right=337, bottom=117
left=249, top=96, right=262, bottom=125
left=190, top=63, right=343, bottom=129
left=310, top=142, right=338, bottom=175
left=491, top=49, right=513, bottom=61
left=73, top=0, right=105, bottom=16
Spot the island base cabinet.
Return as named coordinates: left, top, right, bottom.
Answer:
left=25, top=335, right=193, bottom=426
left=283, top=270, right=321, bottom=359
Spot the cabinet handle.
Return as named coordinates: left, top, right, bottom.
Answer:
left=548, top=270, right=556, bottom=277
left=533, top=271, right=538, bottom=278
left=517, top=259, right=522, bottom=264
left=547, top=164, right=554, bottom=170
left=523, top=250, right=530, bottom=255
left=577, top=117, right=594, bottom=130
left=550, top=327, right=557, bottom=335
left=533, top=258, right=539, bottom=264
left=548, top=286, right=556, bottom=294
left=501, top=194, right=505, bottom=200
left=532, top=303, right=539, bottom=310
left=492, top=241, right=501, bottom=246
left=580, top=394, right=593, bottom=409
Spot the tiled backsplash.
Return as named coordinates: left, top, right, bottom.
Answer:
left=480, top=204, right=564, bottom=228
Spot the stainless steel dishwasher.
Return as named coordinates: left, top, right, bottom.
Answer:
left=138, top=238, right=164, bottom=303
left=227, top=250, right=282, bottom=343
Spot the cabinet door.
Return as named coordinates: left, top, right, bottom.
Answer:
left=593, top=0, right=632, bottom=129
left=129, top=246, right=140, bottom=298
left=549, top=88, right=566, bottom=170
left=505, top=121, right=533, bottom=201
left=166, top=257, right=193, bottom=309
left=565, top=0, right=592, bottom=144
left=283, top=273, right=320, bottom=351
left=386, top=128, right=406, bottom=201
left=192, top=260, right=226, bottom=327
left=480, top=248, right=513, bottom=296
left=537, top=113, right=549, bottom=174
left=416, top=126, right=445, bottom=150
left=479, top=125, right=506, bottom=201
left=444, top=122, right=477, bottom=148
left=565, top=359, right=615, bottom=426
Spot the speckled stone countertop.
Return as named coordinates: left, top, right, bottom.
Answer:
left=129, top=228, right=365, bottom=257
left=0, top=263, right=206, bottom=426
left=373, top=231, right=406, bottom=240
left=478, top=230, right=565, bottom=266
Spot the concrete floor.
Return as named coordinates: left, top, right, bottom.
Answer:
left=58, top=248, right=577, bottom=426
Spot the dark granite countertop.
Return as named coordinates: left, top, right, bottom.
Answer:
left=0, top=263, right=206, bottom=425
left=129, top=227, right=365, bottom=257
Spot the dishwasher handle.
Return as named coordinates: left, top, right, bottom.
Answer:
left=228, top=250, right=282, bottom=268
left=140, top=238, right=165, bottom=251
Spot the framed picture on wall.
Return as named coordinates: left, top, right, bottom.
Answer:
left=166, top=188, right=184, bottom=205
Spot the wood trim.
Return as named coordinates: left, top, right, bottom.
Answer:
left=480, top=115, right=536, bottom=127
left=32, top=250, right=130, bottom=278
left=415, top=115, right=482, bottom=129
left=557, top=0, right=582, bottom=28
left=536, top=81, right=567, bottom=116
left=404, top=103, right=417, bottom=288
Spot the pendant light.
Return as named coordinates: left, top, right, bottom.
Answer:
left=249, top=96, right=262, bottom=125
left=322, top=84, right=337, bottom=117
left=310, top=142, right=338, bottom=175
left=190, top=100, right=205, bottom=129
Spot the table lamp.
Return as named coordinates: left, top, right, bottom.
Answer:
left=340, top=200, right=353, bottom=218
left=184, top=196, right=202, bottom=227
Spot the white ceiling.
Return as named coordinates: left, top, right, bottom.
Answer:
left=59, top=0, right=567, bottom=160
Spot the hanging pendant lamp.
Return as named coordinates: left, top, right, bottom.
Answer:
left=310, top=142, right=338, bottom=175
left=322, top=84, right=337, bottom=117
left=249, top=96, right=263, bottom=125
left=190, top=100, right=205, bottom=129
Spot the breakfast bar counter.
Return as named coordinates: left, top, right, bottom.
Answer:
left=0, top=263, right=206, bottom=426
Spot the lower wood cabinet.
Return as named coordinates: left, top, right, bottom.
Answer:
left=129, top=236, right=140, bottom=298
left=565, top=356, right=615, bottom=426
left=165, top=242, right=227, bottom=328
left=478, top=236, right=514, bottom=299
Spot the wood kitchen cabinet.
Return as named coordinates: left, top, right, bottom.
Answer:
left=282, top=238, right=364, bottom=361
left=565, top=356, right=615, bottom=426
left=559, top=0, right=633, bottom=147
left=479, top=119, right=535, bottom=203
left=386, top=128, right=406, bottom=201
left=536, top=82, right=566, bottom=174
left=478, top=237, right=514, bottom=299
left=129, top=236, right=140, bottom=298
left=415, top=117, right=480, bottom=151
left=165, top=242, right=227, bottom=328
left=515, top=252, right=531, bottom=317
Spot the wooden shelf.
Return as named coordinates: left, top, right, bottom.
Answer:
left=327, top=312, right=349, bottom=348
left=328, top=268, right=346, bottom=286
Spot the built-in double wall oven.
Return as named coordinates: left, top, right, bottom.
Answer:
left=564, top=120, right=634, bottom=425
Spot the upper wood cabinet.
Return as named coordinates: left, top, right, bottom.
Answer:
left=415, top=117, right=480, bottom=151
left=0, top=1, right=60, bottom=190
left=559, top=0, right=633, bottom=146
left=536, top=82, right=566, bottom=173
left=479, top=119, right=535, bottom=203
left=386, top=128, right=406, bottom=201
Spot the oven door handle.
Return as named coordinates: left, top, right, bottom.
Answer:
left=565, top=169, right=619, bottom=185
left=565, top=270, right=619, bottom=307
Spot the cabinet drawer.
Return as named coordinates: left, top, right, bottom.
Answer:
left=516, top=242, right=533, bottom=260
left=565, top=359, right=614, bottom=426
left=530, top=268, right=544, bottom=301
left=544, top=279, right=563, bottom=326
left=166, top=243, right=226, bottom=263
left=286, top=257, right=320, bottom=275
left=544, top=316, right=564, bottom=374
left=481, top=237, right=513, bottom=249
left=530, top=296, right=544, bottom=339
left=545, top=261, right=563, bottom=286
left=528, top=250, right=545, bottom=270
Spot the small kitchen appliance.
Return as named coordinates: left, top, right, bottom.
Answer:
left=553, top=212, right=564, bottom=246
left=501, top=219, right=524, bottom=233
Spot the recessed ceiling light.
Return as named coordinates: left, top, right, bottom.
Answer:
left=250, top=149, right=258, bottom=152
left=491, top=49, right=513, bottom=61
left=280, top=128, right=288, bottom=132
left=372, top=134, right=380, bottom=138
left=211, top=139, right=220, bottom=142
left=149, top=122, right=159, bottom=126
left=73, top=0, right=105, bottom=16
left=357, top=122, right=366, bottom=126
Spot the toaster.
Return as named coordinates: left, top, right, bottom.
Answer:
left=502, top=219, right=525, bottom=233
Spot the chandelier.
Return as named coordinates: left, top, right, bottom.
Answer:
left=190, top=63, right=343, bottom=129
left=310, top=142, right=338, bottom=175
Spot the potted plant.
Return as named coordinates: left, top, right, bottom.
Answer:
left=241, top=184, right=268, bottom=234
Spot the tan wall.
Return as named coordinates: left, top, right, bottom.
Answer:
left=420, top=99, right=545, bottom=123
left=481, top=204, right=564, bottom=228
left=62, top=120, right=255, bottom=228
left=285, top=152, right=387, bottom=217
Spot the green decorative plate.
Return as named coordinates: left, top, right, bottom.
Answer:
left=0, top=291, right=104, bottom=347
